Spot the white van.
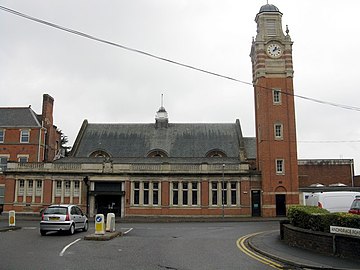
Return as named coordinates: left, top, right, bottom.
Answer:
left=305, top=191, right=360, bottom=213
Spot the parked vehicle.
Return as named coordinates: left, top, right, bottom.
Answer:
left=40, top=204, right=88, bottom=236
left=305, top=191, right=360, bottom=213
left=349, top=196, right=360, bottom=215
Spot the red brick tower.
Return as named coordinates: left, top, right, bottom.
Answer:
left=250, top=4, right=299, bottom=217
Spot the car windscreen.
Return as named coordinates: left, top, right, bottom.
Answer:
left=350, top=200, right=360, bottom=209
left=44, top=207, right=67, bottom=215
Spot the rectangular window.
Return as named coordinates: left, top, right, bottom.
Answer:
left=64, top=181, right=71, bottom=196
left=191, top=182, right=198, bottom=206
left=0, top=130, right=4, bottom=143
left=0, top=157, right=8, bottom=171
left=28, top=180, right=34, bottom=196
left=182, top=182, right=188, bottom=205
left=74, top=181, right=80, bottom=197
left=222, top=181, right=227, bottom=205
left=133, top=181, right=140, bottom=205
left=0, top=186, right=4, bottom=204
left=274, top=124, right=283, bottom=140
left=18, top=156, right=28, bottom=163
left=276, top=159, right=285, bottom=174
left=273, top=89, right=281, bottom=104
left=211, top=182, right=218, bottom=206
left=172, top=182, right=179, bottom=205
left=36, top=181, right=42, bottom=196
left=20, top=129, right=30, bottom=143
left=55, top=180, right=62, bottom=196
left=266, top=19, right=276, bottom=36
left=143, top=182, right=149, bottom=205
left=231, top=182, right=237, bottom=205
left=153, top=182, right=159, bottom=205
left=19, top=180, right=25, bottom=195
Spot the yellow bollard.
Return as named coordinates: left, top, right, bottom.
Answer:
left=9, top=210, right=16, bottom=227
left=95, top=214, right=105, bottom=235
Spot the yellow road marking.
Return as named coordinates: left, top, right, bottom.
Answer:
left=236, top=232, right=283, bottom=269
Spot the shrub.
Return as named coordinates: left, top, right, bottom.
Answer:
left=287, top=205, right=329, bottom=230
left=287, top=205, right=360, bottom=232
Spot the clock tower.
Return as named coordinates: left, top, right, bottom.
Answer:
left=250, top=4, right=299, bottom=217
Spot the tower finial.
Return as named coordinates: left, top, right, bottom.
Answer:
left=161, top=93, right=164, bottom=108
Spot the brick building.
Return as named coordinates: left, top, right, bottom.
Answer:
left=0, top=94, right=61, bottom=213
left=1, top=4, right=357, bottom=218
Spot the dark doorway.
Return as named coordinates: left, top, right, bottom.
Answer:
left=251, top=190, right=261, bottom=217
left=276, top=194, right=286, bottom=216
left=92, top=182, right=123, bottom=217
left=95, top=195, right=121, bottom=216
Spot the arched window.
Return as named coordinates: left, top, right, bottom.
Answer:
left=206, top=149, right=227, bottom=158
left=89, top=150, right=110, bottom=158
left=147, top=149, right=168, bottom=158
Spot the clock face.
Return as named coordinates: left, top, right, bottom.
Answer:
left=266, top=43, right=282, bottom=58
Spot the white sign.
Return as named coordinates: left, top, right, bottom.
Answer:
left=330, top=226, right=360, bottom=237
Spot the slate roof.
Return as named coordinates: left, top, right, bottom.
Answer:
left=0, top=107, right=41, bottom=127
left=259, top=4, right=281, bottom=13
left=71, top=119, right=256, bottom=160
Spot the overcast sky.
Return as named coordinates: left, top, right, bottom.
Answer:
left=1, top=1, right=360, bottom=174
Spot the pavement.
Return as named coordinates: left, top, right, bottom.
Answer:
left=1, top=214, right=359, bottom=269
left=248, top=230, right=360, bottom=270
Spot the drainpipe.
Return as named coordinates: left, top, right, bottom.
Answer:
left=37, top=123, right=44, bottom=162
left=351, top=160, right=354, bottom=187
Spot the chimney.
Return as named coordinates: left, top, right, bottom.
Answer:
left=42, top=94, right=54, bottom=126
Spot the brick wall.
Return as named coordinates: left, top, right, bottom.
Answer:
left=299, top=161, right=353, bottom=188
left=282, top=224, right=360, bottom=260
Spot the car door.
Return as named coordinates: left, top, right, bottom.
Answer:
left=70, top=206, right=80, bottom=229
left=75, top=206, right=85, bottom=228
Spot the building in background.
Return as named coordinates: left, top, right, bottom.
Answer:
left=0, top=94, right=61, bottom=213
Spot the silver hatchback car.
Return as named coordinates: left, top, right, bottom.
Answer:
left=40, top=204, right=88, bottom=236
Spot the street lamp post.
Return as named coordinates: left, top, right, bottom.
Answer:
left=222, top=163, right=225, bottom=219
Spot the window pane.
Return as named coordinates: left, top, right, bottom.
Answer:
left=173, top=182, right=179, bottom=205
left=153, top=190, right=158, bottom=205
left=19, top=157, right=28, bottom=163
left=21, top=130, right=30, bottom=143
left=173, top=191, right=178, bottom=205
left=0, top=157, right=8, bottom=171
left=134, top=190, right=140, bottom=205
left=211, top=182, right=218, bottom=205
left=144, top=190, right=149, bottom=205
left=183, top=190, right=188, bottom=205
left=134, top=182, right=140, bottom=205
left=0, top=130, right=4, bottom=142
left=231, top=190, right=236, bottom=205
left=192, top=190, right=197, bottom=205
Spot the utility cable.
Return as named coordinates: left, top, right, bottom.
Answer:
left=1, top=5, right=360, bottom=112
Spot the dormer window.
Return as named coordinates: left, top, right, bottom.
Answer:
left=89, top=150, right=110, bottom=158
left=206, top=150, right=227, bottom=158
left=147, top=149, right=168, bottom=158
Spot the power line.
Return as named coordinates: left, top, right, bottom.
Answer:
left=1, top=5, right=360, bottom=112
left=298, top=140, right=360, bottom=144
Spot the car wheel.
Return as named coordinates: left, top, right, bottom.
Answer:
left=40, top=230, right=46, bottom=236
left=69, top=224, right=75, bottom=235
left=82, top=221, right=88, bottom=232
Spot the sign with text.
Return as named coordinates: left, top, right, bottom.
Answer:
left=330, top=226, right=360, bottom=237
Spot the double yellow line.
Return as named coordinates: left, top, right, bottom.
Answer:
left=236, top=232, right=283, bottom=269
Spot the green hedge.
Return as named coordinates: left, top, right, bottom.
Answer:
left=287, top=205, right=360, bottom=232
